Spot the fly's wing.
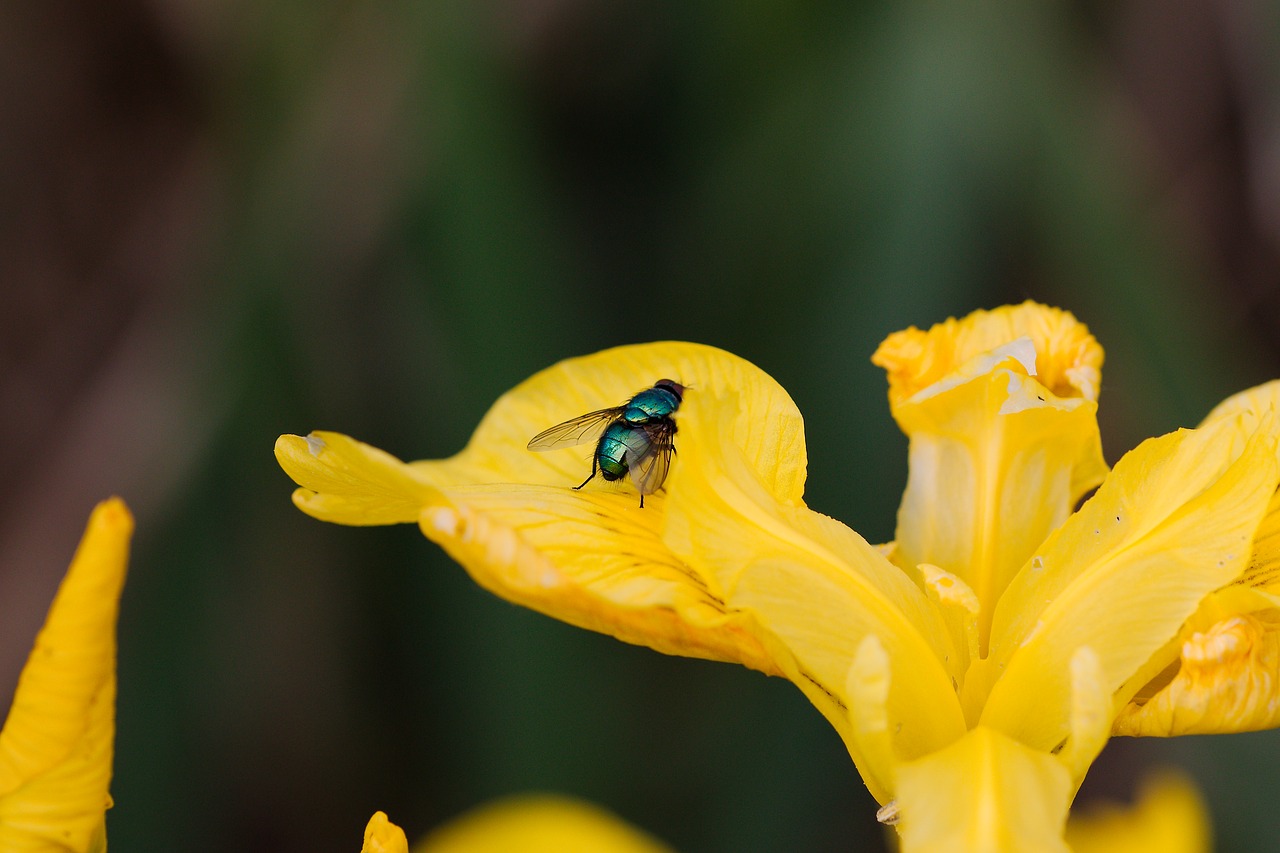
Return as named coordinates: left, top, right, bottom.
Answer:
left=627, top=423, right=676, bottom=495
left=527, top=408, right=622, bottom=451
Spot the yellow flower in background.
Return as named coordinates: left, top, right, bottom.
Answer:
left=361, top=811, right=409, bottom=853
left=417, top=795, right=674, bottom=853
left=1065, top=773, right=1211, bottom=853
left=0, top=498, right=132, bottom=852
left=279, top=303, right=1280, bottom=850
left=360, top=797, right=674, bottom=853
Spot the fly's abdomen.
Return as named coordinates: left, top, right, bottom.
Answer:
left=597, top=423, right=650, bottom=481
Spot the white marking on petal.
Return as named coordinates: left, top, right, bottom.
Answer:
left=427, top=507, right=460, bottom=537
left=998, top=336, right=1038, bottom=376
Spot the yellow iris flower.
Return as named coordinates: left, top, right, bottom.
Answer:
left=279, top=302, right=1280, bottom=850
left=0, top=499, right=131, bottom=852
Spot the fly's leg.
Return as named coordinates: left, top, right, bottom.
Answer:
left=574, top=455, right=599, bottom=491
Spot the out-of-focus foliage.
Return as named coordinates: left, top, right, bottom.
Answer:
left=1, top=0, right=1278, bottom=850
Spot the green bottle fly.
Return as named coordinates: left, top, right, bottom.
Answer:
left=527, top=379, right=684, bottom=507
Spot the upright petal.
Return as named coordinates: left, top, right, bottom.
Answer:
left=917, top=565, right=981, bottom=681
left=417, top=796, right=675, bottom=853
left=893, top=726, right=1073, bottom=853
left=873, top=304, right=1107, bottom=650
left=875, top=302, right=1103, bottom=407
left=0, top=499, right=131, bottom=852
left=844, top=636, right=899, bottom=796
left=978, top=416, right=1279, bottom=751
left=1059, top=646, right=1111, bottom=783
left=277, top=344, right=808, bottom=676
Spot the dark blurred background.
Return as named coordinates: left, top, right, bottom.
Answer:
left=2, top=0, right=1279, bottom=850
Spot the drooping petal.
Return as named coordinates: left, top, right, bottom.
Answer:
left=893, top=726, right=1073, bottom=853
left=1113, top=600, right=1280, bottom=736
left=1064, top=773, right=1211, bottom=853
left=276, top=432, right=439, bottom=525
left=362, top=811, right=409, bottom=853
left=416, top=796, right=675, bottom=853
left=873, top=305, right=1108, bottom=650
left=0, top=499, right=131, bottom=852
left=276, top=343, right=808, bottom=676
left=416, top=487, right=780, bottom=670
left=977, top=416, right=1280, bottom=751
left=662, top=389, right=965, bottom=803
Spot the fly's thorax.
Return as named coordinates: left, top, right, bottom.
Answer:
left=623, top=385, right=682, bottom=424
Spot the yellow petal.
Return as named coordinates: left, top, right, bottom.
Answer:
left=1198, top=382, right=1280, bottom=594
left=423, top=341, right=808, bottom=503
left=873, top=302, right=1103, bottom=408
left=917, top=565, right=980, bottom=687
left=1106, top=384, right=1280, bottom=736
left=417, top=488, right=778, bottom=671
left=276, top=432, right=439, bottom=525
left=874, top=307, right=1108, bottom=650
left=978, top=417, right=1279, bottom=751
left=893, top=726, right=1073, bottom=853
left=1065, top=773, right=1211, bottom=853
left=0, top=499, right=132, bottom=852
left=1231, top=488, right=1280, bottom=593
left=844, top=635, right=899, bottom=796
left=663, top=390, right=964, bottom=803
left=1060, top=646, right=1110, bottom=783
left=1198, top=378, right=1280, bottom=430
left=416, top=796, right=675, bottom=853
left=362, top=811, right=409, bottom=853
left=1113, top=606, right=1280, bottom=736
left=277, top=344, right=807, bottom=677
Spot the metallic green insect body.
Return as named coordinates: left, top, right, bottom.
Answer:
left=527, top=379, right=684, bottom=507
left=619, top=381, right=683, bottom=424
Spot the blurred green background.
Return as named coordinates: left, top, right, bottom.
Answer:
left=2, top=0, right=1279, bottom=850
